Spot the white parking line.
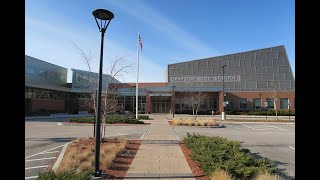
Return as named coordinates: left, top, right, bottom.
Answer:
left=25, top=157, right=56, bottom=162
left=263, top=132, right=272, bottom=134
left=40, top=150, right=59, bottom=154
left=25, top=144, right=65, bottom=159
left=289, top=146, right=295, bottom=150
left=25, top=176, right=38, bottom=179
left=140, top=126, right=150, bottom=139
left=25, top=165, right=48, bottom=170
left=266, top=125, right=288, bottom=131
left=241, top=123, right=256, bottom=130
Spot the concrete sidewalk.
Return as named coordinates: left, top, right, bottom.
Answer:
left=124, top=115, right=195, bottom=180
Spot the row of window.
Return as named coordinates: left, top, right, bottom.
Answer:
left=25, top=87, right=70, bottom=100
left=75, top=73, right=121, bottom=84
left=230, top=98, right=293, bottom=110
left=26, top=66, right=66, bottom=82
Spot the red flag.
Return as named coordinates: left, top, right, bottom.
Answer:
left=139, top=34, right=143, bottom=51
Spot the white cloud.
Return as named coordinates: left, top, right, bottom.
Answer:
left=105, top=0, right=220, bottom=58
left=26, top=16, right=165, bottom=83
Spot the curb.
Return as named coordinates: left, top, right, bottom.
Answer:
left=52, top=142, right=71, bottom=172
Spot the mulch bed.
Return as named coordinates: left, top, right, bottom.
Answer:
left=103, top=140, right=141, bottom=179
left=47, top=138, right=141, bottom=179
left=179, top=142, right=207, bottom=180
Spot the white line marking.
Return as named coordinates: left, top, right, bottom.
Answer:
left=241, top=123, right=257, bottom=130
left=25, top=157, right=56, bottom=162
left=267, top=125, right=288, bottom=131
left=263, top=132, right=272, bottom=134
left=25, top=176, right=38, bottom=179
left=40, top=150, right=59, bottom=154
left=140, top=126, right=150, bottom=139
left=25, top=144, right=65, bottom=159
left=25, top=165, right=48, bottom=170
left=117, top=133, right=127, bottom=136
left=289, top=146, right=295, bottom=150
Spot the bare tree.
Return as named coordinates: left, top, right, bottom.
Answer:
left=268, top=81, right=280, bottom=120
left=73, top=43, right=99, bottom=137
left=101, top=57, right=134, bottom=139
left=180, top=90, right=209, bottom=120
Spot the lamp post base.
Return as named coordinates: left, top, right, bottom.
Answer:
left=221, top=112, right=226, bottom=120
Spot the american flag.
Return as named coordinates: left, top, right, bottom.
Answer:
left=138, top=33, right=143, bottom=51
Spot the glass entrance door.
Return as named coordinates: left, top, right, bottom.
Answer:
left=152, top=102, right=169, bottom=113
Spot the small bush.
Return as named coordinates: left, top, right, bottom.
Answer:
left=254, top=172, right=280, bottom=180
left=209, top=169, right=232, bottom=180
left=37, top=170, right=92, bottom=180
left=136, top=115, right=150, bottom=120
left=69, top=117, right=95, bottom=123
left=183, top=133, right=279, bottom=179
left=69, top=116, right=144, bottom=124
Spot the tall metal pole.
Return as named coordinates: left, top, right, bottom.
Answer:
left=172, top=86, right=175, bottom=118
left=222, top=65, right=225, bottom=120
left=136, top=32, right=140, bottom=120
left=94, top=27, right=106, bottom=176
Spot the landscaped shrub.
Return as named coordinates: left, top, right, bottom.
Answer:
left=254, top=172, right=280, bottom=180
left=69, top=117, right=95, bottom=123
left=209, top=169, right=232, bottom=180
left=183, top=133, right=278, bottom=180
left=69, top=116, right=144, bottom=124
left=136, top=115, right=150, bottom=119
left=37, top=170, right=92, bottom=180
left=105, top=116, right=144, bottom=124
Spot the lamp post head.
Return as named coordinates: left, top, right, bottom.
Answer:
left=92, top=9, right=114, bottom=31
left=93, top=9, right=114, bottom=20
left=172, top=85, right=176, bottom=91
left=221, top=65, right=227, bottom=68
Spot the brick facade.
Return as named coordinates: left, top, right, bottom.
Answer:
left=31, top=99, right=65, bottom=112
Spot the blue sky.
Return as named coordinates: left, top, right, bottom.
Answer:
left=26, top=0, right=295, bottom=83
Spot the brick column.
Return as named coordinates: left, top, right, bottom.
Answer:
left=218, top=91, right=224, bottom=114
left=146, top=91, right=152, bottom=114
left=171, top=91, right=175, bottom=114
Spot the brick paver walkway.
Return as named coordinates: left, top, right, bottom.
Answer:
left=124, top=114, right=195, bottom=180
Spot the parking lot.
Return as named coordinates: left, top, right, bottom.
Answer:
left=172, top=122, right=295, bottom=179
left=25, top=119, right=149, bottom=179
left=25, top=116, right=294, bottom=179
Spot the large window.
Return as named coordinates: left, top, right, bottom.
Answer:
left=226, top=99, right=235, bottom=110
left=280, top=98, right=289, bottom=109
left=26, top=66, right=36, bottom=75
left=239, top=98, right=248, bottom=110
left=38, top=69, right=48, bottom=77
left=208, top=99, right=218, bottom=110
left=266, top=98, right=274, bottom=109
left=253, top=98, right=261, bottom=109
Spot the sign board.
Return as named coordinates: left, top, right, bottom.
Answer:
left=226, top=101, right=229, bottom=105
left=264, top=102, right=268, bottom=108
left=223, top=102, right=227, bottom=107
left=170, top=75, right=241, bottom=82
left=288, top=101, right=291, bottom=109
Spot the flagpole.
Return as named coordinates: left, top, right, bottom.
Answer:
left=136, top=31, right=140, bottom=120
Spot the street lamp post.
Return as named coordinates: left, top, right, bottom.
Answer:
left=221, top=65, right=226, bottom=120
left=172, top=86, right=176, bottom=119
left=92, top=9, right=114, bottom=177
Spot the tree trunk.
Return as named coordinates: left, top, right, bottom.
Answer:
left=274, top=101, right=278, bottom=120
left=195, top=107, right=198, bottom=120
